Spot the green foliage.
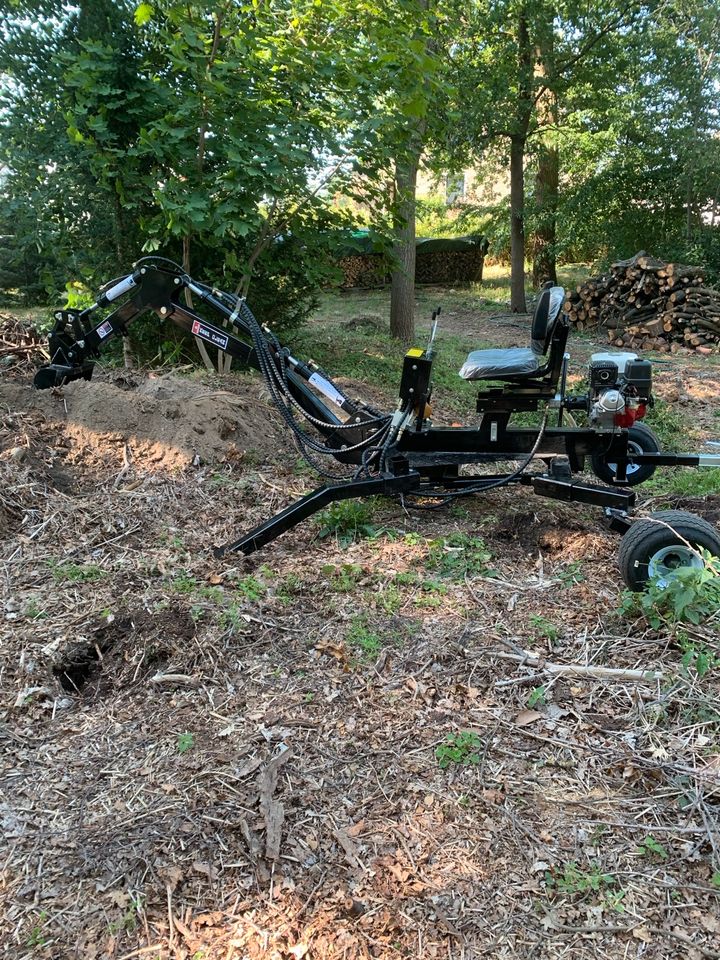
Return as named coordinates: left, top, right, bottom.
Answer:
left=317, top=501, right=380, bottom=546
left=235, top=576, right=265, bottom=602
left=24, top=601, right=47, bottom=621
left=527, top=685, right=547, bottom=708
left=425, top=532, right=493, bottom=580
left=619, top=550, right=720, bottom=628
left=416, top=194, right=491, bottom=239
left=177, top=732, right=194, bottom=754
left=679, top=641, right=717, bottom=680
left=436, top=731, right=483, bottom=768
left=26, top=912, right=48, bottom=948
left=322, top=562, right=364, bottom=592
left=643, top=467, right=720, bottom=499
left=49, top=561, right=105, bottom=583
left=529, top=615, right=559, bottom=642
left=555, top=560, right=585, bottom=586
left=636, top=835, right=669, bottom=860
left=346, top=616, right=382, bottom=660
left=545, top=862, right=617, bottom=897
left=644, top=400, right=690, bottom=454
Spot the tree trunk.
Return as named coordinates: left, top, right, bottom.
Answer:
left=531, top=140, right=558, bottom=288
left=510, top=8, right=532, bottom=313
left=390, top=152, right=420, bottom=342
left=509, top=133, right=527, bottom=313
left=531, top=25, right=558, bottom=289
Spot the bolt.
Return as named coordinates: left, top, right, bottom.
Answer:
left=412, top=364, right=417, bottom=370
left=174, top=277, right=180, bottom=284
left=140, top=268, right=146, bottom=275
left=160, top=306, right=168, bottom=316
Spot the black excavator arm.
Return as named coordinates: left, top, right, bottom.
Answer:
left=34, top=260, right=383, bottom=455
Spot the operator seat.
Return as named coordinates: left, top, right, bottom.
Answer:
left=459, top=286, right=566, bottom=381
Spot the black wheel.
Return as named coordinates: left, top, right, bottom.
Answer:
left=618, top=509, right=720, bottom=590
left=591, top=422, right=660, bottom=487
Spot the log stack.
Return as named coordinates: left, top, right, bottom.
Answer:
left=564, top=252, right=720, bottom=354
left=0, top=312, right=47, bottom=368
left=337, top=235, right=488, bottom=288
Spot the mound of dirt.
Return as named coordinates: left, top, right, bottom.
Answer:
left=0, top=370, right=285, bottom=471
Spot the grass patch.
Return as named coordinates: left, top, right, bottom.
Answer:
left=346, top=615, right=383, bottom=660
left=48, top=560, right=105, bottom=583
left=643, top=466, right=720, bottom=498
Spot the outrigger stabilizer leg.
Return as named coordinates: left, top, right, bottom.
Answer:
left=213, top=469, right=422, bottom=558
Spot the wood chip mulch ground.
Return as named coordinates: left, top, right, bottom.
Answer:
left=1, top=359, right=719, bottom=960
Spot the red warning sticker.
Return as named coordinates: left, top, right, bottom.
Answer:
left=191, top=319, right=228, bottom=350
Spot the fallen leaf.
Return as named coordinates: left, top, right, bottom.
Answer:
left=515, top=709, right=544, bottom=727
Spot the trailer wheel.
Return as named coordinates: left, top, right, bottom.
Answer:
left=591, top=422, right=660, bottom=486
left=618, top=509, right=720, bottom=590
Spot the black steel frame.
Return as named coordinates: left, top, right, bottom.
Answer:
left=34, top=263, right=719, bottom=557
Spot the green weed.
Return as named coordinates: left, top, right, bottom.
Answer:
left=643, top=466, right=720, bottom=498
left=322, top=562, right=364, bottom=592
left=376, top=582, right=403, bottom=613
left=527, top=685, right=547, bottom=708
left=177, top=732, right=195, bottom=754
left=556, top=560, right=585, bottom=585
left=49, top=560, right=105, bottom=583
left=24, top=600, right=47, bottom=620
left=347, top=616, right=383, bottom=659
left=171, top=572, right=197, bottom=594
left=436, top=731, right=483, bottom=768
left=235, top=576, right=265, bottom=601
left=545, top=862, right=617, bottom=897
left=425, top=532, right=493, bottom=580
left=529, top=615, right=559, bottom=642
left=645, top=399, right=692, bottom=452
left=636, top=834, right=668, bottom=860
left=26, top=912, right=48, bottom=948
left=618, top=549, right=720, bottom=627
left=317, top=500, right=381, bottom=546
left=109, top=897, right=142, bottom=935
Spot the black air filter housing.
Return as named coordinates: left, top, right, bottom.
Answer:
left=625, top=359, right=652, bottom=399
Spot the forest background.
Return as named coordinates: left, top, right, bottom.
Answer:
left=1, top=0, right=718, bottom=342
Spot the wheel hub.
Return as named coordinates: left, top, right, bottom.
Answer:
left=607, top=439, right=643, bottom=476
left=648, top=544, right=703, bottom=587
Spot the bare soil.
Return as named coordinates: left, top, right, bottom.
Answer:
left=1, top=323, right=720, bottom=960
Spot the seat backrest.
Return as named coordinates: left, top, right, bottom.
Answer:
left=530, top=286, right=565, bottom=355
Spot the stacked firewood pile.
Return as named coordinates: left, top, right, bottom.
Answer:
left=0, top=313, right=48, bottom=368
left=415, top=247, right=486, bottom=284
left=337, top=236, right=488, bottom=288
left=337, top=255, right=389, bottom=288
left=564, top=252, right=720, bottom=354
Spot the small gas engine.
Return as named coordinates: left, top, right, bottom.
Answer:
left=587, top=352, right=653, bottom=430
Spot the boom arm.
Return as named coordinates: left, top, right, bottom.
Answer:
left=35, top=261, right=387, bottom=459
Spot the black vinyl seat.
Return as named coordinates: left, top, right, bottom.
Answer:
left=459, top=286, right=566, bottom=382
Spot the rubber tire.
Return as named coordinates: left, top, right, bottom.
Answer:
left=591, top=421, right=660, bottom=487
left=618, top=509, right=720, bottom=590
